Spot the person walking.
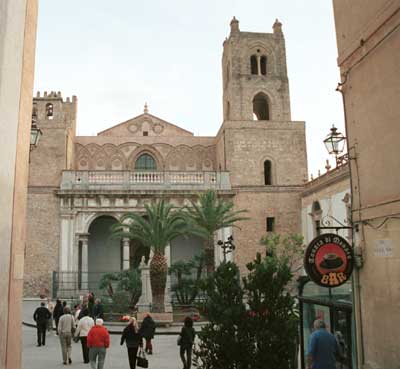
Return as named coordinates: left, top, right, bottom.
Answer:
left=57, top=306, right=75, bottom=365
left=53, top=299, right=64, bottom=335
left=121, top=317, right=143, bottom=369
left=33, top=301, right=51, bottom=346
left=307, top=319, right=340, bottom=369
left=46, top=298, right=55, bottom=332
left=139, top=313, right=156, bottom=354
left=87, top=318, right=110, bottom=369
left=178, top=316, right=196, bottom=369
left=93, top=298, right=104, bottom=320
left=74, top=309, right=94, bottom=364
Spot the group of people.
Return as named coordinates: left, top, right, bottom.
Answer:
left=33, top=296, right=196, bottom=369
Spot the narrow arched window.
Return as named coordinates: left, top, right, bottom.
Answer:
left=250, top=55, right=258, bottom=75
left=46, top=103, right=53, bottom=119
left=135, top=154, right=156, bottom=170
left=226, top=101, right=230, bottom=120
left=253, top=93, right=270, bottom=120
left=260, top=56, right=267, bottom=75
left=264, top=160, right=272, bottom=185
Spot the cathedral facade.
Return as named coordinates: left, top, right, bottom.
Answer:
left=24, top=18, right=307, bottom=297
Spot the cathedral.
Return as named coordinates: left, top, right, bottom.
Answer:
left=24, top=18, right=308, bottom=298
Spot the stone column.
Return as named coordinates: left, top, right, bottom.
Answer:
left=164, top=243, right=172, bottom=313
left=0, top=1, right=38, bottom=368
left=138, top=258, right=152, bottom=312
left=122, top=238, right=130, bottom=270
left=257, top=55, right=261, bottom=75
left=80, top=235, right=89, bottom=291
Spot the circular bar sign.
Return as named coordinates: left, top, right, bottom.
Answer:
left=304, top=233, right=354, bottom=288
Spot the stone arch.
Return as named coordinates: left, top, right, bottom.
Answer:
left=250, top=90, right=274, bottom=120
left=253, top=92, right=270, bottom=120
left=128, top=145, right=164, bottom=171
left=84, top=212, right=120, bottom=234
left=247, top=42, right=277, bottom=75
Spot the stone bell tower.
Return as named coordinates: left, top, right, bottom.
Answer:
left=217, top=18, right=307, bottom=270
left=222, top=17, right=291, bottom=122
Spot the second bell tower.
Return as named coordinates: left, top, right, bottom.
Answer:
left=222, top=17, right=291, bottom=122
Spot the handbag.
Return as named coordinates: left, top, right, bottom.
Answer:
left=136, top=347, right=149, bottom=368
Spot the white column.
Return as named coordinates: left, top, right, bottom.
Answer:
left=138, top=258, right=152, bottom=312
left=164, top=243, right=172, bottom=312
left=81, top=236, right=89, bottom=291
left=257, top=55, right=261, bottom=75
left=122, top=238, right=130, bottom=270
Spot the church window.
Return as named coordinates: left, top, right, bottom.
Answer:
left=226, top=101, right=230, bottom=120
left=260, top=56, right=267, bottom=75
left=135, top=153, right=156, bottom=170
left=250, top=55, right=258, bottom=75
left=143, top=131, right=148, bottom=136
left=264, top=160, right=272, bottom=185
left=253, top=93, right=270, bottom=120
left=46, top=103, right=54, bottom=119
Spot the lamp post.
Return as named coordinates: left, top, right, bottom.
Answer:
left=217, top=235, right=235, bottom=263
left=323, top=125, right=346, bottom=165
left=30, top=114, right=42, bottom=152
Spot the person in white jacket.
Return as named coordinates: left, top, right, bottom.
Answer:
left=75, top=309, right=94, bottom=364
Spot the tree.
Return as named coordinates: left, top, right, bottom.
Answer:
left=194, top=234, right=303, bottom=369
left=184, top=190, right=248, bottom=273
left=111, top=200, right=187, bottom=312
left=194, top=262, right=253, bottom=369
left=99, top=269, right=142, bottom=313
left=169, top=253, right=206, bottom=305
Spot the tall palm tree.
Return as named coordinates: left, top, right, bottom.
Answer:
left=111, top=200, right=186, bottom=313
left=184, top=190, right=249, bottom=273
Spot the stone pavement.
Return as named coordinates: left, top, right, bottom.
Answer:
left=22, top=325, right=184, bottom=369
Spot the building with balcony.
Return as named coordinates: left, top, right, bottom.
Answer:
left=24, top=18, right=308, bottom=300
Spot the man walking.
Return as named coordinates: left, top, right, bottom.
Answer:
left=87, top=318, right=110, bottom=369
left=57, top=306, right=75, bottom=365
left=33, top=302, right=51, bottom=346
left=307, top=319, right=340, bottom=369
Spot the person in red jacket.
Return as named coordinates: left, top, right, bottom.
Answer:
left=87, top=318, right=110, bottom=369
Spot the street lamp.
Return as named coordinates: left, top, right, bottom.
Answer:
left=217, top=235, right=235, bottom=263
left=323, top=125, right=346, bottom=164
left=30, top=117, right=42, bottom=151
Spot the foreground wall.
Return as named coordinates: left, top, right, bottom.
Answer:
left=0, top=1, right=38, bottom=368
left=332, top=1, right=400, bottom=368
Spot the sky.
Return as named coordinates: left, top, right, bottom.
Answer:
left=33, top=0, right=345, bottom=178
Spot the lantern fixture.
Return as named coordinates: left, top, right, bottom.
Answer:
left=30, top=120, right=42, bottom=151
left=323, top=125, right=346, bottom=157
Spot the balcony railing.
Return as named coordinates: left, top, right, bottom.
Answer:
left=60, top=170, right=231, bottom=191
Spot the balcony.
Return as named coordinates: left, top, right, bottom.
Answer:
left=60, top=170, right=231, bottom=192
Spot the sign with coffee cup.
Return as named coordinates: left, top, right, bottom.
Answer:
left=304, top=233, right=354, bottom=288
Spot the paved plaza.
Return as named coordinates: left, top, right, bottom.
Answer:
left=22, top=325, right=183, bottom=369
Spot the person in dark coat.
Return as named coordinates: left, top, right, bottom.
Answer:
left=120, top=317, right=143, bottom=369
left=139, top=313, right=156, bottom=354
left=178, top=316, right=196, bottom=369
left=52, top=299, right=64, bottom=336
left=93, top=298, right=104, bottom=320
left=33, top=301, right=51, bottom=346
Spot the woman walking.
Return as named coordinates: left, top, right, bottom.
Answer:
left=121, top=317, right=143, bottom=369
left=178, top=317, right=196, bottom=369
left=57, top=306, right=75, bottom=365
left=74, top=309, right=94, bottom=363
left=139, top=313, right=156, bottom=354
left=87, top=318, right=110, bottom=369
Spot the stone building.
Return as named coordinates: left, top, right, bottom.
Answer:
left=332, top=1, right=400, bottom=368
left=24, top=18, right=308, bottom=301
